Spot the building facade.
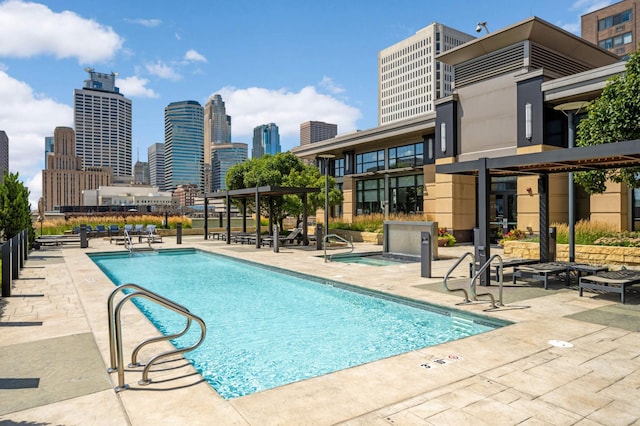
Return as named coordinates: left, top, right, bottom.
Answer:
left=82, top=185, right=173, bottom=211
left=74, top=68, right=132, bottom=177
left=42, top=126, right=112, bottom=210
left=293, top=17, right=630, bottom=242
left=211, top=143, right=248, bottom=191
left=300, top=121, right=338, bottom=145
left=582, top=0, right=639, bottom=58
left=378, top=22, right=475, bottom=126
left=164, top=101, right=204, bottom=192
left=173, top=183, right=200, bottom=207
left=252, top=123, right=280, bottom=158
left=0, top=130, right=8, bottom=183
left=148, top=143, right=166, bottom=191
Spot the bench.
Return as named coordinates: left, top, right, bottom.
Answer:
left=579, top=269, right=640, bottom=304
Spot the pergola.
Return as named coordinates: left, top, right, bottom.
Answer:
left=203, top=185, right=320, bottom=248
left=436, top=139, right=640, bottom=285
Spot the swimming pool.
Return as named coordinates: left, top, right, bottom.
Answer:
left=90, top=248, right=509, bottom=399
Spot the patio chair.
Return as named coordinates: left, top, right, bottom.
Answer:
left=133, top=224, right=145, bottom=235
left=108, top=224, right=120, bottom=237
left=95, top=224, right=107, bottom=237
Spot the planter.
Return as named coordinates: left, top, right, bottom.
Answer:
left=437, top=238, right=449, bottom=247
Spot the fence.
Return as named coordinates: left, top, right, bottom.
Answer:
left=1, top=229, right=30, bottom=297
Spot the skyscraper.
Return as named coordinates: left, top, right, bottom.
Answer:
left=164, top=101, right=204, bottom=192
left=378, top=23, right=475, bottom=125
left=211, top=143, right=248, bottom=191
left=581, top=0, right=639, bottom=58
left=134, top=161, right=149, bottom=184
left=204, top=94, right=231, bottom=152
left=300, top=121, right=338, bottom=145
left=252, top=123, right=281, bottom=158
left=74, top=68, right=132, bottom=177
left=148, top=143, right=166, bottom=191
left=41, top=127, right=111, bottom=210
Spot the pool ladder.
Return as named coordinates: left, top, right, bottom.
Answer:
left=443, top=252, right=504, bottom=310
left=323, top=233, right=354, bottom=262
left=107, top=283, right=207, bottom=392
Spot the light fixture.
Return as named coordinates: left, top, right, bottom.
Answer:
left=440, top=122, right=447, bottom=153
left=428, top=137, right=434, bottom=160
left=476, top=21, right=489, bottom=33
left=525, top=102, right=532, bottom=140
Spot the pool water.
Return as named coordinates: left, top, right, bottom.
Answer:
left=90, top=249, right=508, bottom=399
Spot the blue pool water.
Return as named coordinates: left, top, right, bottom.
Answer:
left=90, top=249, right=508, bottom=399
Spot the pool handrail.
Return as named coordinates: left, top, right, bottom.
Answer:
left=443, top=252, right=474, bottom=303
left=107, top=283, right=206, bottom=391
left=470, top=254, right=504, bottom=310
left=323, top=233, right=354, bottom=262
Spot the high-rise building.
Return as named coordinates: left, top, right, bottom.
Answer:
left=41, top=126, right=112, bottom=210
left=300, top=121, right=338, bottom=145
left=211, top=143, right=248, bottom=191
left=378, top=22, right=475, bottom=125
left=203, top=94, right=232, bottom=192
left=252, top=123, right=280, bottom=158
left=44, top=136, right=54, bottom=168
left=148, top=143, right=166, bottom=191
left=0, top=131, right=8, bottom=182
left=581, top=0, right=639, bottom=58
left=74, top=68, right=132, bottom=177
left=164, top=101, right=204, bottom=192
left=204, top=95, right=231, bottom=153
left=134, top=161, right=149, bottom=184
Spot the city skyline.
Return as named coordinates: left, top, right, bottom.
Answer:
left=0, top=0, right=619, bottom=206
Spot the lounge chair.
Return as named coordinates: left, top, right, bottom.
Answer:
left=513, top=261, right=608, bottom=289
left=133, top=224, right=145, bottom=235
left=123, top=224, right=134, bottom=235
left=95, top=224, right=107, bottom=237
left=579, top=269, right=640, bottom=303
left=108, top=224, right=120, bottom=237
left=261, top=228, right=302, bottom=247
left=143, top=225, right=163, bottom=243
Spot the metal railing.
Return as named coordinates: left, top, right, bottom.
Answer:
left=470, top=254, right=504, bottom=310
left=123, top=229, right=133, bottom=253
left=443, top=252, right=474, bottom=303
left=323, top=233, right=354, bottom=262
left=107, top=283, right=206, bottom=391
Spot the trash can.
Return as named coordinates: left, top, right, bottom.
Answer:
left=80, top=224, right=88, bottom=248
left=316, top=224, right=324, bottom=250
left=176, top=223, right=182, bottom=244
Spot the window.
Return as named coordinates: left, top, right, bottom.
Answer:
left=356, top=150, right=385, bottom=173
left=356, top=178, right=384, bottom=215
left=334, top=158, right=345, bottom=177
left=599, top=9, right=632, bottom=30
left=598, top=31, right=632, bottom=49
left=389, top=142, right=424, bottom=168
left=389, top=175, right=423, bottom=214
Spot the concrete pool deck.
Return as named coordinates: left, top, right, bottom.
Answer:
left=0, top=235, right=639, bottom=425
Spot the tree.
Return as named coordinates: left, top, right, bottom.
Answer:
left=225, top=153, right=342, bottom=229
left=0, top=172, right=35, bottom=245
left=575, top=48, right=640, bottom=193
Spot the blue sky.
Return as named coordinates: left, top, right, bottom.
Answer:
left=0, top=0, right=616, bottom=206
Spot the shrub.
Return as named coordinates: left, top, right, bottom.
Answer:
left=331, top=212, right=434, bottom=233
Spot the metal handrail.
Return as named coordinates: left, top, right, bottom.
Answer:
left=107, top=283, right=206, bottom=391
left=124, top=229, right=133, bottom=253
left=323, top=233, right=354, bottom=262
left=443, top=252, right=474, bottom=302
left=470, top=254, right=504, bottom=310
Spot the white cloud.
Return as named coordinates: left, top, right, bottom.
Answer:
left=0, top=0, right=123, bottom=63
left=0, top=71, right=73, bottom=207
left=215, top=86, right=361, bottom=152
left=184, top=49, right=207, bottom=63
left=145, top=61, right=182, bottom=80
left=117, top=75, right=159, bottom=98
left=125, top=18, right=162, bottom=28
left=570, top=0, right=616, bottom=13
left=319, top=76, right=345, bottom=95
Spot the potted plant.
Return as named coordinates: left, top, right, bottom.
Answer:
left=437, top=228, right=456, bottom=247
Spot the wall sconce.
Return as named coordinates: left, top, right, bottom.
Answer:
left=427, top=137, right=433, bottom=160
left=525, top=102, right=532, bottom=140
left=440, top=122, right=447, bottom=153
left=526, top=186, right=533, bottom=195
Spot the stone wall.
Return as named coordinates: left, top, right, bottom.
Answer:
left=504, top=241, right=640, bottom=266
left=331, top=229, right=383, bottom=245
